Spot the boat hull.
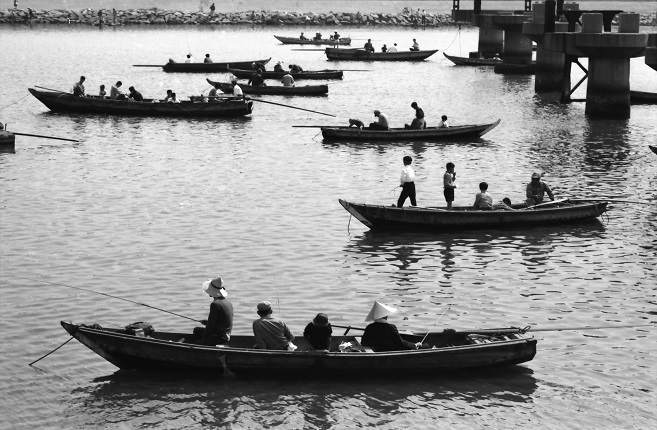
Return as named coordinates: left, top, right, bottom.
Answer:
left=339, top=199, right=608, bottom=231
left=325, top=48, right=438, bottom=61
left=321, top=120, right=500, bottom=141
left=29, top=89, right=253, bottom=117
left=227, top=68, right=344, bottom=80
left=275, top=35, right=351, bottom=45
left=443, top=52, right=502, bottom=66
left=162, top=58, right=270, bottom=73
left=208, top=79, right=328, bottom=96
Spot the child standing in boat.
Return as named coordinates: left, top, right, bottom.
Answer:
left=444, top=162, right=457, bottom=210
left=397, top=156, right=416, bottom=208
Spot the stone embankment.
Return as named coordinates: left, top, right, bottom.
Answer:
left=1, top=8, right=655, bottom=27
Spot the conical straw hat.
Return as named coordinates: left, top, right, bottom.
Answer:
left=365, top=301, right=397, bottom=322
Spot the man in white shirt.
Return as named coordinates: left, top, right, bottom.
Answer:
left=231, top=80, right=244, bottom=98
left=388, top=43, right=398, bottom=52
left=281, top=72, right=295, bottom=87
left=185, top=54, right=193, bottom=63
left=397, top=156, right=416, bottom=207
left=369, top=110, right=389, bottom=130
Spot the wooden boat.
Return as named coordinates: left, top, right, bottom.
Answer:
left=339, top=198, right=609, bottom=231
left=321, top=119, right=501, bottom=141
left=325, top=48, right=438, bottom=61
left=443, top=52, right=502, bottom=66
left=227, top=68, right=344, bottom=80
left=28, top=88, right=253, bottom=118
left=133, top=58, right=271, bottom=73
left=649, top=145, right=657, bottom=155
left=274, top=35, right=352, bottom=46
left=207, top=79, right=328, bottom=96
left=61, top=321, right=537, bottom=375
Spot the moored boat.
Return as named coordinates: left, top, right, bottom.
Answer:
left=321, top=119, right=501, bottom=141
left=133, top=58, right=271, bottom=73
left=207, top=79, right=328, bottom=96
left=325, top=48, right=438, bottom=61
left=274, top=35, right=352, bottom=46
left=227, top=68, right=344, bottom=80
left=339, top=198, right=609, bottom=231
left=29, top=88, right=253, bottom=118
left=443, top=52, right=502, bottom=66
left=61, top=321, right=537, bottom=376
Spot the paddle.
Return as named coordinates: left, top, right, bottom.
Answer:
left=292, top=125, right=336, bottom=128
left=132, top=64, right=164, bottom=67
left=247, top=97, right=336, bottom=117
left=11, top=132, right=79, bottom=143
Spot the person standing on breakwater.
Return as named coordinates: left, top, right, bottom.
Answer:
left=444, top=162, right=457, bottom=210
left=210, top=3, right=215, bottom=16
left=112, top=8, right=117, bottom=24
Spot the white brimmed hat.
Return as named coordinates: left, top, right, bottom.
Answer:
left=365, top=301, right=397, bottom=322
left=202, top=276, right=227, bottom=298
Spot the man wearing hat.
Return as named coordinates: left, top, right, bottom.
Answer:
left=253, top=301, right=295, bottom=350
left=303, top=313, right=333, bottom=351
left=361, top=301, right=422, bottom=351
left=369, top=110, right=389, bottom=130
left=193, top=276, right=233, bottom=345
left=525, top=172, right=554, bottom=207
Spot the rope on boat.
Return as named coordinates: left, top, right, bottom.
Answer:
left=29, top=336, right=74, bottom=367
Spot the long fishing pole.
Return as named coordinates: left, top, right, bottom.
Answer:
left=332, top=323, right=655, bottom=335
left=247, top=97, right=336, bottom=117
left=16, top=277, right=201, bottom=322
left=12, top=131, right=79, bottom=143
left=420, top=285, right=483, bottom=343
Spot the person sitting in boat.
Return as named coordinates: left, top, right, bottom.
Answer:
left=364, top=39, right=375, bottom=53
left=127, top=86, right=144, bottom=102
left=526, top=173, right=554, bottom=206
left=192, top=276, right=233, bottom=345
left=110, top=81, right=125, bottom=100
left=410, top=39, right=420, bottom=51
left=303, top=313, right=332, bottom=351
left=170, top=92, right=180, bottom=103
left=204, top=53, right=213, bottom=64
left=473, top=182, right=494, bottom=210
left=388, top=43, right=398, bottom=53
left=289, top=64, right=303, bottom=73
left=437, top=115, right=449, bottom=128
left=208, top=86, right=219, bottom=101
left=231, top=80, right=244, bottom=98
left=72, top=76, right=86, bottom=97
left=252, top=62, right=266, bottom=73
left=248, top=70, right=265, bottom=87
left=98, top=85, right=107, bottom=98
left=281, top=71, right=295, bottom=87
left=300, top=32, right=308, bottom=40
left=381, top=44, right=388, bottom=53
left=368, top=110, right=389, bottom=130
left=163, top=89, right=173, bottom=103
left=404, top=102, right=426, bottom=129
left=185, top=54, right=193, bottom=63
left=274, top=61, right=284, bottom=72
left=348, top=118, right=365, bottom=129
left=361, top=302, right=425, bottom=352
left=313, top=32, right=322, bottom=41
left=253, top=301, right=296, bottom=350
left=331, top=31, right=340, bottom=41
left=493, top=197, right=516, bottom=211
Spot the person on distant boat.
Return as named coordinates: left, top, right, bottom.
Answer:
left=300, top=32, right=308, bottom=40
left=381, top=44, right=388, bottom=53
left=274, top=61, right=284, bottom=72
left=303, top=313, right=333, bottom=351
left=72, top=76, right=86, bottom=97
left=127, top=86, right=143, bottom=102
left=313, top=32, right=322, bottom=41
left=185, top=54, right=193, bottom=63
left=396, top=155, right=417, bottom=207
left=388, top=43, right=398, bottom=52
left=281, top=71, right=295, bottom=87
left=410, top=38, right=420, bottom=51
left=231, top=80, right=244, bottom=98
left=248, top=70, right=265, bottom=87
left=204, top=53, right=213, bottom=63
left=192, top=276, right=233, bottom=345
left=110, top=81, right=125, bottom=100
left=163, top=89, right=173, bottom=102
left=348, top=118, right=365, bottom=129
left=253, top=301, right=296, bottom=350
left=444, top=162, right=457, bottom=210
left=289, top=64, right=303, bottom=73
left=208, top=86, right=218, bottom=100
left=361, top=302, right=425, bottom=352
left=252, top=62, right=266, bottom=73
left=404, top=101, right=425, bottom=129
left=473, top=182, right=494, bottom=210
left=437, top=115, right=449, bottom=128
left=331, top=31, right=340, bottom=41
left=526, top=173, right=554, bottom=206
left=364, top=39, right=375, bottom=53
left=368, top=110, right=389, bottom=130
left=98, top=85, right=107, bottom=98
left=170, top=92, right=180, bottom=103
left=493, top=197, right=516, bottom=211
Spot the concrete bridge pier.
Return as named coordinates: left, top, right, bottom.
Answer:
left=646, top=34, right=657, bottom=71
left=474, top=15, right=504, bottom=58
left=486, top=14, right=535, bottom=74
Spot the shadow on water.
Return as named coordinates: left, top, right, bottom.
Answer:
left=321, top=136, right=494, bottom=156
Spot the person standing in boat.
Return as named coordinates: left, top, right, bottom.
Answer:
left=473, top=182, right=494, bottom=210
left=410, top=39, right=420, bottom=51
left=303, top=313, right=332, bottom=351
left=526, top=173, right=554, bottom=206
left=404, top=101, right=425, bottom=129
left=364, top=39, right=375, bottom=53
left=444, top=162, right=457, bottom=210
left=73, top=76, right=86, bottom=97
left=281, top=71, right=295, bottom=87
left=396, top=156, right=417, bottom=208
left=368, top=110, right=389, bottom=130
left=253, top=301, right=296, bottom=350
left=204, top=54, right=213, bottom=63
left=193, top=276, right=233, bottom=345
left=361, top=302, right=424, bottom=352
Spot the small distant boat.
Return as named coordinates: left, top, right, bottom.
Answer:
left=325, top=48, right=438, bottom=61
left=339, top=198, right=609, bottom=231
left=61, top=321, right=537, bottom=375
left=274, top=35, right=352, bottom=46
left=443, top=52, right=502, bottom=66
left=320, top=120, right=501, bottom=141
left=133, top=58, right=271, bottom=73
left=29, top=88, right=253, bottom=118
left=207, top=79, right=328, bottom=96
left=227, top=68, right=344, bottom=80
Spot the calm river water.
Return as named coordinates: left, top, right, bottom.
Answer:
left=1, top=24, right=656, bottom=429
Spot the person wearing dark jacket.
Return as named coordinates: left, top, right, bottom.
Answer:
left=361, top=301, right=423, bottom=351
left=193, top=276, right=233, bottom=345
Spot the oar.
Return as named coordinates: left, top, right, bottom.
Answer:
left=247, top=98, right=336, bottom=117
left=15, top=277, right=202, bottom=323
left=292, top=125, right=335, bottom=128
left=291, top=49, right=326, bottom=52
left=570, top=198, right=653, bottom=206
left=34, top=86, right=68, bottom=94
left=132, top=64, right=164, bottom=67
left=11, top=132, right=79, bottom=143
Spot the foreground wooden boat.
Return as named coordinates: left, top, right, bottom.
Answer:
left=443, top=52, right=502, bottom=66
left=274, top=35, right=351, bottom=46
left=133, top=58, right=271, bottom=73
left=29, top=88, right=253, bottom=118
left=61, top=321, right=536, bottom=375
left=321, top=119, right=500, bottom=141
left=227, top=68, right=344, bottom=80
left=339, top=198, right=608, bottom=231
left=325, top=48, right=438, bottom=61
left=207, top=79, right=328, bottom=96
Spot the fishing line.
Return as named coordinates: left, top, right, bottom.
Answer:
left=0, top=93, right=30, bottom=110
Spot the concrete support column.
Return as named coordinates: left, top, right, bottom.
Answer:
left=502, top=28, right=533, bottom=64
left=586, top=57, right=631, bottom=118
left=478, top=27, right=504, bottom=58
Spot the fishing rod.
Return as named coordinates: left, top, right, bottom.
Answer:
left=246, top=97, right=336, bottom=117
left=16, top=277, right=201, bottom=322
left=11, top=131, right=80, bottom=143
